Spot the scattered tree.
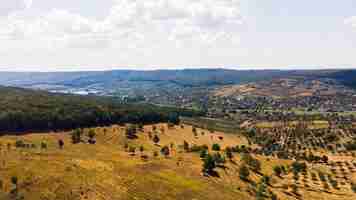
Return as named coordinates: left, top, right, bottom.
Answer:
left=183, top=140, right=190, bottom=152
left=192, top=126, right=197, bottom=134
left=261, top=175, right=270, bottom=185
left=10, top=176, right=18, bottom=195
left=153, top=135, right=160, bottom=145
left=202, top=154, right=216, bottom=175
left=271, top=193, right=278, bottom=200
left=88, top=129, right=96, bottom=144
left=41, top=141, right=47, bottom=149
left=126, top=125, right=138, bottom=139
left=153, top=151, right=159, bottom=157
left=273, top=166, right=282, bottom=177
left=256, top=182, right=267, bottom=200
left=291, top=184, right=298, bottom=194
left=161, top=146, right=170, bottom=157
left=291, top=161, right=307, bottom=174
left=128, top=146, right=136, bottom=155
left=212, top=152, right=226, bottom=165
left=239, top=164, right=250, bottom=181
left=241, top=153, right=261, bottom=172
left=351, top=182, right=356, bottom=193
left=58, top=139, right=64, bottom=149
left=200, top=149, right=208, bottom=159
left=71, top=129, right=82, bottom=144
left=225, top=147, right=233, bottom=160
left=139, top=145, right=144, bottom=154
left=212, top=143, right=221, bottom=151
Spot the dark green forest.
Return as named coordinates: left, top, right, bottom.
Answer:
left=0, top=86, right=203, bottom=133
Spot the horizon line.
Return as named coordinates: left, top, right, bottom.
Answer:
left=0, top=66, right=355, bottom=73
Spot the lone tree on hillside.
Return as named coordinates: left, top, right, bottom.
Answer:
left=273, top=165, right=283, bottom=177
left=291, top=184, right=298, bottom=194
left=128, top=146, right=136, bottom=155
left=271, top=193, right=278, bottom=200
left=256, top=182, right=267, bottom=200
left=291, top=161, right=307, bottom=174
left=241, top=153, right=261, bottom=173
left=200, top=149, right=208, bottom=159
left=58, top=139, right=64, bottom=149
left=161, top=146, right=170, bottom=157
left=153, top=151, right=159, bottom=157
left=167, top=122, right=175, bottom=129
left=126, top=125, right=138, bottom=139
left=239, top=164, right=250, bottom=181
left=212, top=143, right=221, bottom=151
left=11, top=176, right=18, bottom=187
left=183, top=140, right=190, bottom=152
left=41, top=141, right=47, bottom=149
left=262, top=175, right=270, bottom=184
left=192, top=126, right=197, bottom=134
left=88, top=129, right=96, bottom=144
left=71, top=129, right=82, bottom=144
left=10, top=176, right=18, bottom=195
left=351, top=182, right=356, bottom=193
left=321, top=155, right=329, bottom=163
left=138, top=123, right=144, bottom=131
left=202, top=154, right=216, bottom=176
left=153, top=135, right=160, bottom=145
left=139, top=145, right=144, bottom=154
left=225, top=147, right=233, bottom=161
left=212, top=152, right=226, bottom=166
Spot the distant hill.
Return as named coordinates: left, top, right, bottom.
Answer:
left=0, top=71, right=103, bottom=86
left=0, top=69, right=355, bottom=89
left=0, top=69, right=290, bottom=88
left=316, top=70, right=356, bottom=89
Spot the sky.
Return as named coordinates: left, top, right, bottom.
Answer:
left=0, top=0, right=355, bottom=71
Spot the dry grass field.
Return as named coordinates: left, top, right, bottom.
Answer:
left=0, top=124, right=355, bottom=200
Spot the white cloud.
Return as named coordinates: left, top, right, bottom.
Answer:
left=24, top=0, right=33, bottom=9
left=0, top=0, right=243, bottom=49
left=345, top=16, right=356, bottom=29
left=0, top=0, right=26, bottom=16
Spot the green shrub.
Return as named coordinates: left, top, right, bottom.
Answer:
left=351, top=182, right=356, bottom=193
left=212, top=143, right=221, bottom=151
left=273, top=166, right=282, bottom=177
left=15, top=140, right=25, bottom=148
left=202, top=154, right=216, bottom=175
left=239, top=164, right=250, bottom=181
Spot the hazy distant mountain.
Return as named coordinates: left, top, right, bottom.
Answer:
left=0, top=69, right=290, bottom=88
left=0, top=69, right=355, bottom=91
left=0, top=71, right=103, bottom=86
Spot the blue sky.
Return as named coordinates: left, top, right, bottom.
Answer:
left=0, top=0, right=355, bottom=71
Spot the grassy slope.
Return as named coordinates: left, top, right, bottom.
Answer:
left=0, top=124, right=249, bottom=200
left=0, top=124, right=355, bottom=200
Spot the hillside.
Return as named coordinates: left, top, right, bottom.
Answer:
left=0, top=123, right=355, bottom=200
left=0, top=86, right=201, bottom=132
left=209, top=77, right=356, bottom=115
left=213, top=78, right=354, bottom=98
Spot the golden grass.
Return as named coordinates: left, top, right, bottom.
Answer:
left=0, top=124, right=354, bottom=200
